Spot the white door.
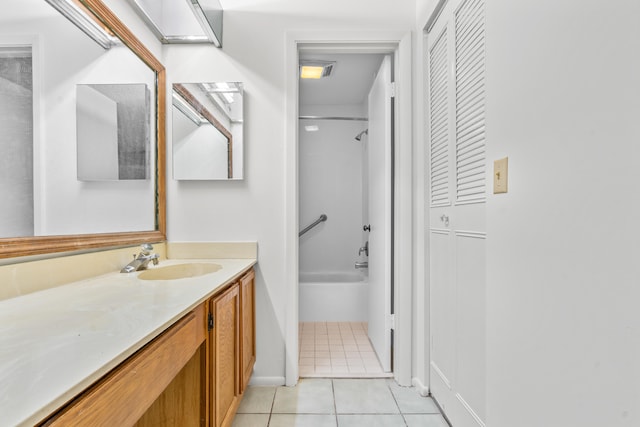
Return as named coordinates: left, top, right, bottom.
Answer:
left=428, top=0, right=487, bottom=426
left=367, top=55, right=393, bottom=373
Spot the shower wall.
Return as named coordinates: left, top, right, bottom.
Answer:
left=299, top=104, right=367, bottom=276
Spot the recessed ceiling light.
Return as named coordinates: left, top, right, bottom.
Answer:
left=305, top=125, right=319, bottom=132
left=300, top=61, right=335, bottom=79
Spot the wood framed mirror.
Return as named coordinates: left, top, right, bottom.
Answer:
left=0, top=0, right=166, bottom=259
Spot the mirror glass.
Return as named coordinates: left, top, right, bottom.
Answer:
left=77, top=83, right=151, bottom=181
left=172, top=82, right=244, bottom=180
left=0, top=0, right=165, bottom=256
left=128, top=0, right=223, bottom=46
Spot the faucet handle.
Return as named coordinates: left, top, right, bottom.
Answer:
left=358, top=241, right=369, bottom=257
left=140, top=243, right=153, bottom=255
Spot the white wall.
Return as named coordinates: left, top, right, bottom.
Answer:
left=485, top=1, right=640, bottom=426
left=416, top=0, right=437, bottom=29
left=172, top=106, right=229, bottom=180
left=40, top=25, right=156, bottom=235
left=231, top=122, right=243, bottom=178
left=164, top=0, right=415, bottom=383
left=76, top=85, right=119, bottom=180
left=298, top=104, right=366, bottom=275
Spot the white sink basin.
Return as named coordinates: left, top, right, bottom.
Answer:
left=137, top=263, right=222, bottom=281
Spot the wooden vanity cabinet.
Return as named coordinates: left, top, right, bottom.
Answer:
left=209, top=284, right=241, bottom=427
left=209, top=268, right=256, bottom=427
left=43, top=303, right=208, bottom=427
left=40, top=267, right=256, bottom=427
left=239, top=269, right=256, bottom=392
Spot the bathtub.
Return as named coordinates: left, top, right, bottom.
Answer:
left=299, top=272, right=368, bottom=322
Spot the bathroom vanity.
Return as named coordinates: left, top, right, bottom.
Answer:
left=0, top=2, right=257, bottom=424
left=0, top=257, right=256, bottom=427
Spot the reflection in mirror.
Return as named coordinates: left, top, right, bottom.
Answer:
left=172, top=82, right=244, bottom=180
left=194, top=0, right=224, bottom=47
left=0, top=1, right=156, bottom=237
left=127, top=0, right=223, bottom=46
left=45, top=0, right=120, bottom=49
left=0, top=0, right=166, bottom=257
left=77, top=83, right=150, bottom=181
left=0, top=46, right=33, bottom=238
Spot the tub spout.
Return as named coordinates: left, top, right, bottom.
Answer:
left=354, top=261, right=368, bottom=269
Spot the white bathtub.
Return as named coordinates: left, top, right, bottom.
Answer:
left=299, top=272, right=368, bottom=322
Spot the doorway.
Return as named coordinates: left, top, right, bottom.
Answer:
left=284, top=32, right=413, bottom=387
left=297, top=52, right=392, bottom=378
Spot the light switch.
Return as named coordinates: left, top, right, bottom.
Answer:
left=493, top=157, right=508, bottom=194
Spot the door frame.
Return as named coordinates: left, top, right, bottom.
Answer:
left=284, top=30, right=413, bottom=386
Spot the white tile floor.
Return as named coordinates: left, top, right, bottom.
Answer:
left=299, top=322, right=392, bottom=378
left=232, top=378, right=449, bottom=427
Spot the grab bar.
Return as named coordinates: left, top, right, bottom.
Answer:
left=299, top=214, right=328, bottom=237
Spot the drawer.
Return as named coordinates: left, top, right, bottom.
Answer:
left=43, top=304, right=206, bottom=427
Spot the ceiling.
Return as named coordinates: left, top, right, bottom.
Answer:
left=299, top=53, right=385, bottom=106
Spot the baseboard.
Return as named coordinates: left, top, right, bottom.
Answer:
left=412, top=377, right=430, bottom=397
left=248, top=376, right=286, bottom=386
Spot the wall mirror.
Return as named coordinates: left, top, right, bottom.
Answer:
left=0, top=0, right=166, bottom=258
left=172, top=82, right=244, bottom=180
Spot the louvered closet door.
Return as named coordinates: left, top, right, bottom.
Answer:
left=427, top=0, right=486, bottom=426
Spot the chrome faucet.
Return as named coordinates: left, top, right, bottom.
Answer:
left=358, top=241, right=369, bottom=257
left=121, top=243, right=160, bottom=273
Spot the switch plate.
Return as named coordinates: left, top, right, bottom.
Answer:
left=493, top=157, right=508, bottom=194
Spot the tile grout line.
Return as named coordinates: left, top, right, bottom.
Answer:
left=300, top=321, right=389, bottom=378
left=236, top=379, right=448, bottom=427
left=331, top=378, right=338, bottom=426
left=385, top=380, right=410, bottom=427
left=266, top=383, right=277, bottom=427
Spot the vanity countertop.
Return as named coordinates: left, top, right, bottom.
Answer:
left=0, top=258, right=256, bottom=427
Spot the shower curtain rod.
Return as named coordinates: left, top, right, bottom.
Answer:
left=299, top=115, right=368, bottom=122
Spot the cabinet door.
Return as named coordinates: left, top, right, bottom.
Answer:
left=210, top=284, right=240, bottom=427
left=239, top=269, right=256, bottom=392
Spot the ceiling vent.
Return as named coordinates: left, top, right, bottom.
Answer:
left=299, top=61, right=335, bottom=79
